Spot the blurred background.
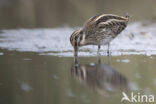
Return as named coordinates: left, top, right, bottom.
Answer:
left=0, top=1, right=156, bottom=104
left=0, top=0, right=156, bottom=29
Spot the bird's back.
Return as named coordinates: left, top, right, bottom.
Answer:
left=82, top=14, right=129, bottom=45
left=83, top=14, right=129, bottom=29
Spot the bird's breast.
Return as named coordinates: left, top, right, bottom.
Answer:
left=100, top=36, right=114, bottom=45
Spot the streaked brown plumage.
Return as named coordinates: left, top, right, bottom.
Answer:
left=70, top=14, right=130, bottom=63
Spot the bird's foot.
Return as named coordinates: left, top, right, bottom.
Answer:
left=107, top=50, right=111, bottom=56
left=97, top=51, right=101, bottom=56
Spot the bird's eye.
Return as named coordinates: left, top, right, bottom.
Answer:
left=75, top=36, right=78, bottom=40
left=80, top=35, right=83, bottom=41
left=80, top=31, right=83, bottom=34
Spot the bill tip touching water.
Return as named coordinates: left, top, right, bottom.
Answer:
left=70, top=13, right=130, bottom=63
left=1, top=1, right=156, bottom=104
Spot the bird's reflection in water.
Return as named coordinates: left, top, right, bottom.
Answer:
left=71, top=58, right=129, bottom=96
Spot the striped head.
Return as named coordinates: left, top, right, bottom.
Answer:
left=70, top=29, right=85, bottom=47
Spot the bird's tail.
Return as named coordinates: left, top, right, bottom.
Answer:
left=123, top=12, right=131, bottom=21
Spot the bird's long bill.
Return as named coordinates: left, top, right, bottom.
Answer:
left=74, top=46, right=78, bottom=64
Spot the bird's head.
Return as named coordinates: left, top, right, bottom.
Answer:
left=70, top=29, right=85, bottom=47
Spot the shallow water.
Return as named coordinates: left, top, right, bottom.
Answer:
left=0, top=0, right=156, bottom=103
left=0, top=49, right=156, bottom=104
left=0, top=22, right=156, bottom=56
left=0, top=21, right=156, bottom=104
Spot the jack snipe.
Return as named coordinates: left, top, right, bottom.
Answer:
left=70, top=14, right=129, bottom=63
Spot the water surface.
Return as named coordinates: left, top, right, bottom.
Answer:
left=0, top=19, right=156, bottom=104
left=0, top=50, right=156, bottom=104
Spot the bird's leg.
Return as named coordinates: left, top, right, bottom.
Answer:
left=97, top=45, right=101, bottom=55
left=107, top=43, right=110, bottom=56
left=74, top=46, right=79, bottom=65
left=97, top=45, right=101, bottom=63
left=107, top=43, right=111, bottom=64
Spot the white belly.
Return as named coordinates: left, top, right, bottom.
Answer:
left=100, top=38, right=113, bottom=45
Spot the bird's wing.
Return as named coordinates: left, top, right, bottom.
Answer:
left=82, top=14, right=103, bottom=34
left=97, top=19, right=128, bottom=35
left=83, top=14, right=129, bottom=35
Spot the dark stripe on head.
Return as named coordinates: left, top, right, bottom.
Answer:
left=80, top=35, right=83, bottom=41
left=78, top=35, right=83, bottom=46
left=70, top=31, right=76, bottom=44
left=75, top=35, right=78, bottom=46
left=70, top=29, right=83, bottom=47
left=70, top=34, right=73, bottom=44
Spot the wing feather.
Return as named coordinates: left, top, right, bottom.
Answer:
left=97, top=19, right=128, bottom=34
left=83, top=14, right=129, bottom=35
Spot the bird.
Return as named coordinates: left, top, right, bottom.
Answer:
left=70, top=13, right=130, bottom=63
